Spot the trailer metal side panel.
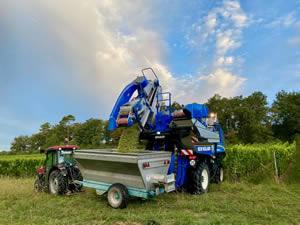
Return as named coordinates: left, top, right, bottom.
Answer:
left=75, top=149, right=172, bottom=190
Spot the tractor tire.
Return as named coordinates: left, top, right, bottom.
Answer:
left=34, top=178, right=42, bottom=193
left=49, top=170, right=67, bottom=195
left=70, top=167, right=83, bottom=192
left=107, top=183, right=129, bottom=209
left=189, top=162, right=210, bottom=194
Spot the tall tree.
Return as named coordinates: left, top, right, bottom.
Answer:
left=11, top=135, right=30, bottom=152
left=235, top=92, right=272, bottom=143
left=72, top=118, right=103, bottom=147
left=206, top=92, right=272, bottom=144
left=59, top=115, right=76, bottom=142
left=271, top=90, right=300, bottom=142
left=103, top=120, right=111, bottom=144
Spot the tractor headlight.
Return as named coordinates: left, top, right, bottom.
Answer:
left=190, top=160, right=196, bottom=167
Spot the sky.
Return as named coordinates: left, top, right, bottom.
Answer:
left=0, top=0, right=299, bottom=150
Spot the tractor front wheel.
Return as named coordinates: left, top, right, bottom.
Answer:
left=49, top=170, right=67, bottom=195
left=107, top=184, right=129, bottom=209
left=189, top=162, right=210, bottom=194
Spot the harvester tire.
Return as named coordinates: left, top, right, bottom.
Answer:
left=49, top=170, right=67, bottom=195
left=107, top=183, right=129, bottom=209
left=190, top=162, right=210, bottom=194
left=34, top=178, right=42, bottom=193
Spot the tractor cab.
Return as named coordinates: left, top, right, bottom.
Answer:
left=41, top=145, right=77, bottom=169
left=35, top=145, right=83, bottom=195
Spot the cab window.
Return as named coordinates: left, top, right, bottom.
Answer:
left=46, top=152, right=53, bottom=167
left=52, top=152, right=57, bottom=165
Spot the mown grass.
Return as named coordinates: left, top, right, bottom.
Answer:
left=0, top=177, right=299, bottom=225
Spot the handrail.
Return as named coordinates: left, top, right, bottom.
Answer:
left=141, top=68, right=158, bottom=80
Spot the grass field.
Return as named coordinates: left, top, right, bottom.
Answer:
left=0, top=154, right=43, bottom=160
left=0, top=177, right=299, bottom=225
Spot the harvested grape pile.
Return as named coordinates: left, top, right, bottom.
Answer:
left=117, top=123, right=140, bottom=152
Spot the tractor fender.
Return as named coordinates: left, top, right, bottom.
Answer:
left=48, top=167, right=67, bottom=178
left=59, top=168, right=68, bottom=176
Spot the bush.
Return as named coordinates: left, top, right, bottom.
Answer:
left=0, top=155, right=44, bottom=177
left=223, top=142, right=296, bottom=180
left=0, top=143, right=296, bottom=179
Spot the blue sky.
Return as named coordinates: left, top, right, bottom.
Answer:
left=0, top=0, right=299, bottom=150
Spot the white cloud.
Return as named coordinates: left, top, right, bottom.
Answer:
left=187, top=0, right=248, bottom=57
left=183, top=0, right=248, bottom=102
left=1, top=0, right=248, bottom=111
left=219, top=0, right=248, bottom=28
left=172, top=69, right=246, bottom=104
left=266, top=12, right=297, bottom=28
left=30, top=0, right=248, bottom=104
left=20, top=0, right=174, bottom=108
left=216, top=56, right=234, bottom=66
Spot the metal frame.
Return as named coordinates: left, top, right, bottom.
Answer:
left=141, top=68, right=158, bottom=80
left=78, top=179, right=164, bottom=199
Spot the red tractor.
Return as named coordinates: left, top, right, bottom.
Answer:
left=34, top=145, right=83, bottom=195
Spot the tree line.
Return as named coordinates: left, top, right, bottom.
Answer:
left=7, top=90, right=300, bottom=153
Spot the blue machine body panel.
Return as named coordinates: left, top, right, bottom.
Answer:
left=175, top=154, right=190, bottom=187
left=184, top=104, right=209, bottom=118
left=194, top=145, right=215, bottom=155
left=108, top=81, right=137, bottom=130
left=108, top=77, right=149, bottom=131
left=155, top=111, right=173, bottom=133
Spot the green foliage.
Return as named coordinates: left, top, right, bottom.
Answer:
left=117, top=123, right=140, bottom=152
left=283, top=134, right=300, bottom=183
left=10, top=135, right=30, bottom=152
left=72, top=118, right=103, bottom=148
left=0, top=154, right=44, bottom=177
left=205, top=92, right=275, bottom=144
left=2, top=142, right=296, bottom=181
left=223, top=142, right=296, bottom=181
left=171, top=101, right=183, bottom=112
left=271, top=90, right=300, bottom=142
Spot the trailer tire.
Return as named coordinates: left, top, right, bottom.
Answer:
left=216, top=167, right=224, bottom=183
left=107, top=184, right=129, bottom=209
left=190, top=162, right=210, bottom=194
left=49, top=170, right=67, bottom=195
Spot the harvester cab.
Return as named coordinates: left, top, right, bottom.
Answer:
left=34, top=145, right=83, bottom=195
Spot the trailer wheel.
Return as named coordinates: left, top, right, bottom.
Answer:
left=218, top=167, right=224, bottom=183
left=107, top=184, right=129, bottom=209
left=34, top=178, right=42, bottom=193
left=190, top=162, right=210, bottom=194
left=213, top=166, right=224, bottom=184
left=49, top=170, right=67, bottom=195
